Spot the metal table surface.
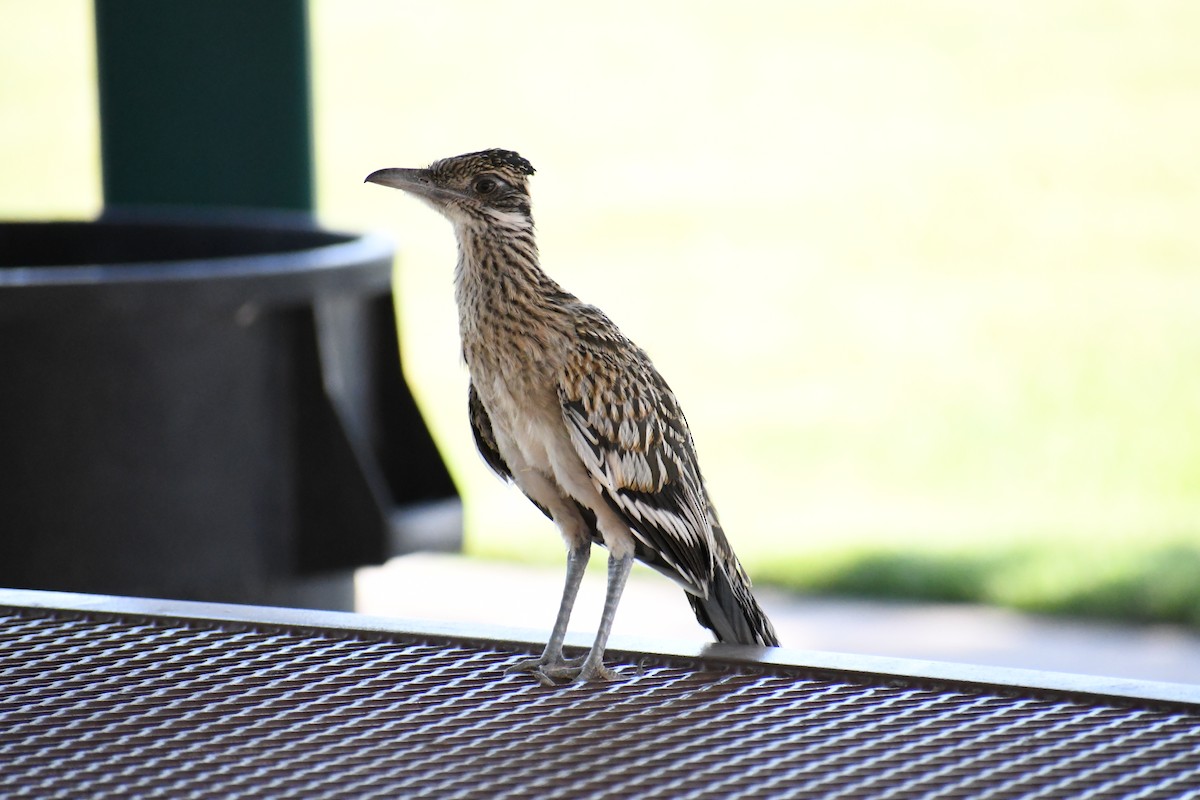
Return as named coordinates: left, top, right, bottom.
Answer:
left=2, top=588, right=1198, bottom=799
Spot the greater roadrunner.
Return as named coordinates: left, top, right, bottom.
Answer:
left=367, top=149, right=778, bottom=684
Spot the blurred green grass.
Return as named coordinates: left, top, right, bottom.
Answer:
left=3, top=1, right=1199, bottom=623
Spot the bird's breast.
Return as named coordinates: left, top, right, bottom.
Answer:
left=455, top=263, right=580, bottom=483
left=475, top=363, right=576, bottom=481
left=469, top=348, right=558, bottom=430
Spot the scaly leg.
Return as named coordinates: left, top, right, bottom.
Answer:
left=537, top=551, right=633, bottom=685
left=507, top=540, right=590, bottom=684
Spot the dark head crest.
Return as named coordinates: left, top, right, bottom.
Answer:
left=476, top=149, right=536, bottom=176
left=431, top=149, right=535, bottom=180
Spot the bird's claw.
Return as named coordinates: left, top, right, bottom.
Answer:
left=507, top=654, right=619, bottom=685
left=568, top=661, right=621, bottom=684
left=506, top=653, right=584, bottom=672
left=505, top=653, right=582, bottom=683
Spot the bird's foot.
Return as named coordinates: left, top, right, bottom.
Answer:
left=567, top=659, right=620, bottom=684
left=506, top=653, right=618, bottom=686
left=506, top=653, right=585, bottom=687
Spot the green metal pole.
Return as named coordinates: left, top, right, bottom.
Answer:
left=94, top=0, right=313, bottom=211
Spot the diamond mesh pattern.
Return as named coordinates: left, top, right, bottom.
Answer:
left=2, top=605, right=1198, bottom=799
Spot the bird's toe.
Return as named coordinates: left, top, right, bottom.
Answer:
left=571, top=661, right=620, bottom=684
left=506, top=653, right=585, bottom=685
left=538, top=658, right=621, bottom=685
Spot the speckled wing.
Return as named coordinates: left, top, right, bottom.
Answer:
left=558, top=305, right=716, bottom=596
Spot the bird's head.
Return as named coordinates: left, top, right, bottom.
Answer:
left=366, top=149, right=536, bottom=232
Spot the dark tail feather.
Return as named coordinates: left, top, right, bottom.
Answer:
left=688, top=563, right=779, bottom=647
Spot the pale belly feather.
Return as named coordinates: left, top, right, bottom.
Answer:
left=477, top=370, right=636, bottom=559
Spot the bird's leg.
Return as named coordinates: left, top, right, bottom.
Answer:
left=506, top=540, right=590, bottom=683
left=570, top=551, right=634, bottom=683
left=540, top=539, right=592, bottom=667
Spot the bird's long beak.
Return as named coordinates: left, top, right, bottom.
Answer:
left=364, top=167, right=428, bottom=190
left=365, top=167, right=462, bottom=206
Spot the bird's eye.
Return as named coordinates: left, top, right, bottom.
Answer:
left=473, top=177, right=498, bottom=195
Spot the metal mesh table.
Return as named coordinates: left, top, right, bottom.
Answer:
left=2, top=588, right=1198, bottom=798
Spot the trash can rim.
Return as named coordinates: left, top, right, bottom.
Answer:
left=0, top=209, right=395, bottom=289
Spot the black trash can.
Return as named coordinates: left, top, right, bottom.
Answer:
left=0, top=210, right=461, bottom=610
